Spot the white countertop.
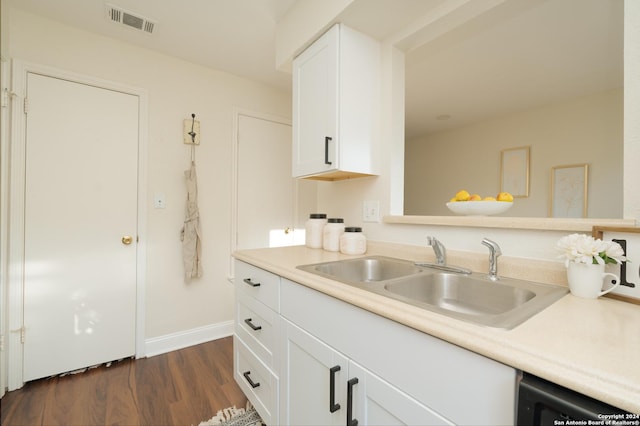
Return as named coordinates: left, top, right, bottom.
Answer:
left=233, top=244, right=640, bottom=414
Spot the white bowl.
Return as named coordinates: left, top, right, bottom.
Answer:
left=446, top=201, right=513, bottom=216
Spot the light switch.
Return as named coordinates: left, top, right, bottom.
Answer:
left=153, top=193, right=166, bottom=209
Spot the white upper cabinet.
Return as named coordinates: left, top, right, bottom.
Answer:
left=292, top=23, right=380, bottom=180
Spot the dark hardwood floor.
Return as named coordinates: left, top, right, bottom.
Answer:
left=0, top=336, right=247, bottom=426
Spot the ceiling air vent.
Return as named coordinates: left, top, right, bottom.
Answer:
left=105, top=3, right=156, bottom=34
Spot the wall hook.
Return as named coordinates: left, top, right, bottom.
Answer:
left=188, top=113, right=197, bottom=143
left=183, top=113, right=200, bottom=145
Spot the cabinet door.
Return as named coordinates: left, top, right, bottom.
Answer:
left=292, top=24, right=339, bottom=177
left=349, top=361, right=454, bottom=426
left=280, top=318, right=348, bottom=425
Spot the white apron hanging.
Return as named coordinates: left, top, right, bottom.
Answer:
left=181, top=161, right=203, bottom=281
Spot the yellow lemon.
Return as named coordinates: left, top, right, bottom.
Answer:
left=468, top=194, right=482, bottom=201
left=455, top=189, right=470, bottom=201
left=483, top=196, right=496, bottom=201
left=449, top=197, right=457, bottom=202
left=497, top=192, right=514, bottom=202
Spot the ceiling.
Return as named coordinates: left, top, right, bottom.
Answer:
left=7, top=0, right=298, bottom=90
left=403, top=0, right=624, bottom=138
left=7, top=0, right=624, bottom=139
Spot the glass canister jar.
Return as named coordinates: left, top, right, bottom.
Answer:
left=323, top=218, right=345, bottom=252
left=340, top=227, right=367, bottom=255
left=305, top=213, right=327, bottom=248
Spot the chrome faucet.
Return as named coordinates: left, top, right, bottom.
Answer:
left=426, top=236, right=446, bottom=266
left=482, top=238, right=502, bottom=281
left=416, top=236, right=471, bottom=274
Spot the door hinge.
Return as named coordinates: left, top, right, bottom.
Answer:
left=23, top=97, right=28, bottom=114
left=0, top=334, right=4, bottom=351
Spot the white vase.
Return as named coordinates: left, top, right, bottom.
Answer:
left=566, top=262, right=620, bottom=299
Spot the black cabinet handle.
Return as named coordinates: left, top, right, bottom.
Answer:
left=244, top=318, right=262, bottom=331
left=324, top=136, right=332, bottom=165
left=243, top=371, right=260, bottom=388
left=347, top=377, right=358, bottom=426
left=243, top=278, right=260, bottom=287
left=329, top=365, right=341, bottom=413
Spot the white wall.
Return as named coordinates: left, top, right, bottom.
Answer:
left=6, top=8, right=291, bottom=342
left=405, top=88, right=623, bottom=218
left=625, top=0, right=640, bottom=220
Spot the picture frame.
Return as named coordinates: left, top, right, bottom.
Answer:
left=550, top=164, right=588, bottom=218
left=500, top=146, right=530, bottom=197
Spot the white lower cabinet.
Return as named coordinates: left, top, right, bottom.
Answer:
left=280, top=318, right=452, bottom=425
left=234, top=260, right=516, bottom=425
left=279, top=278, right=516, bottom=425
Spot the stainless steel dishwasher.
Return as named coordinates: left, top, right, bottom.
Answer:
left=517, top=373, right=635, bottom=425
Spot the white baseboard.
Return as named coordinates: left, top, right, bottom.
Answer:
left=144, top=320, right=234, bottom=358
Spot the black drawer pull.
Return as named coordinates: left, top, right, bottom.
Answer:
left=347, top=377, right=358, bottom=426
left=243, top=371, right=260, bottom=388
left=329, top=365, right=341, bottom=413
left=243, top=278, right=260, bottom=287
left=324, top=136, right=332, bottom=165
left=244, top=318, right=262, bottom=331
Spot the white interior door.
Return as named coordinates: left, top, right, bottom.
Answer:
left=237, top=114, right=303, bottom=249
left=23, top=72, right=139, bottom=381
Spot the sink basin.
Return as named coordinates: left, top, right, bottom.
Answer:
left=297, top=257, right=568, bottom=329
left=297, top=256, right=422, bottom=283
left=382, top=273, right=567, bottom=329
left=384, top=273, right=536, bottom=316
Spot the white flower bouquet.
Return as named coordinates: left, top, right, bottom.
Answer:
left=555, top=233, right=626, bottom=266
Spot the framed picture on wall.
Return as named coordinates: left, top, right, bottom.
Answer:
left=550, top=164, right=589, bottom=218
left=500, top=146, right=530, bottom=197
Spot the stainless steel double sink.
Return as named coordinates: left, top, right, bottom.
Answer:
left=297, top=256, right=568, bottom=329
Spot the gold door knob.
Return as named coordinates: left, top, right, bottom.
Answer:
left=284, top=227, right=291, bottom=234
left=122, top=235, right=133, bottom=245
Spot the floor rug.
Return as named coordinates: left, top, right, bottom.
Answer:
left=198, top=401, right=264, bottom=426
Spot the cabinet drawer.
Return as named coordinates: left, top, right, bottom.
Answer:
left=235, top=260, right=280, bottom=311
left=234, top=335, right=278, bottom=425
left=235, top=292, right=279, bottom=369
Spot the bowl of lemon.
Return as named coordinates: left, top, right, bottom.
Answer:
left=446, top=190, right=514, bottom=216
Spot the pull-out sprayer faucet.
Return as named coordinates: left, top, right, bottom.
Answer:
left=482, top=238, right=502, bottom=281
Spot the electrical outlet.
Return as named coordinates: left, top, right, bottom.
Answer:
left=363, top=200, right=380, bottom=222
left=602, top=231, right=640, bottom=300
